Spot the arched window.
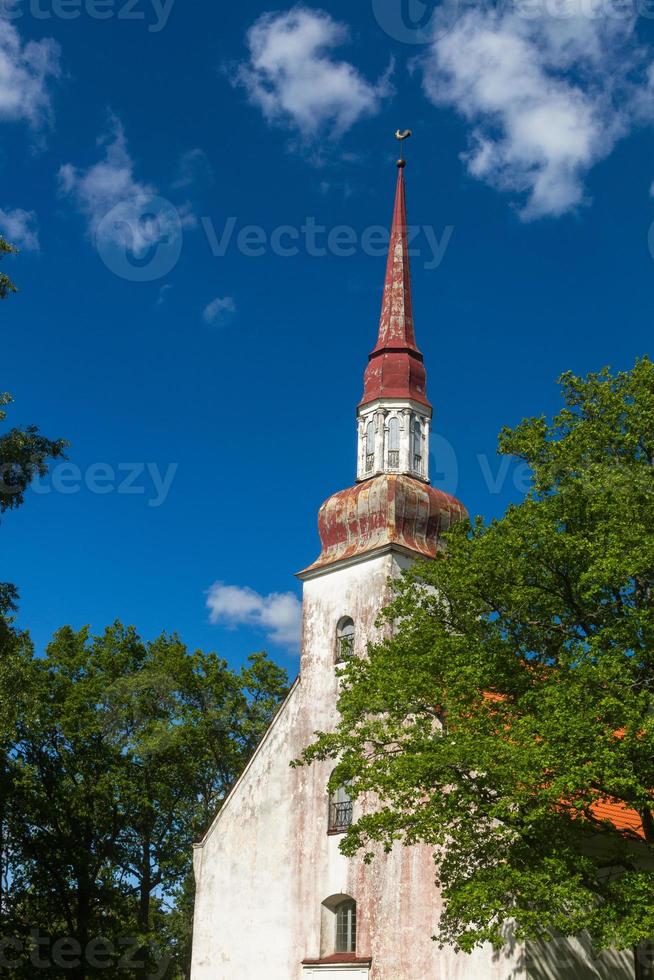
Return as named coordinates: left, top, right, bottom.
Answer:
left=328, top=779, right=353, bottom=834
left=320, top=895, right=358, bottom=959
left=365, top=421, right=375, bottom=474
left=335, top=900, right=357, bottom=953
left=387, top=417, right=400, bottom=469
left=335, top=617, right=355, bottom=663
left=412, top=417, right=423, bottom=475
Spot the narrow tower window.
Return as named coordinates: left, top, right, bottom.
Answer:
left=328, top=780, right=353, bottom=834
left=335, top=900, right=357, bottom=953
left=412, top=417, right=423, bottom=475
left=335, top=617, right=355, bottom=663
left=365, top=421, right=375, bottom=474
left=387, top=417, right=400, bottom=469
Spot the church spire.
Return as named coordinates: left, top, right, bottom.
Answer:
left=300, top=138, right=468, bottom=577
left=374, top=160, right=418, bottom=352
left=356, top=143, right=432, bottom=484
left=360, top=150, right=430, bottom=412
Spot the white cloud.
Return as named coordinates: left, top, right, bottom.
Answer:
left=235, top=6, right=393, bottom=138
left=0, top=207, right=39, bottom=251
left=57, top=116, right=194, bottom=259
left=58, top=117, right=158, bottom=251
left=0, top=20, right=60, bottom=129
left=422, top=5, right=651, bottom=218
left=206, top=582, right=302, bottom=648
left=202, top=295, right=236, bottom=325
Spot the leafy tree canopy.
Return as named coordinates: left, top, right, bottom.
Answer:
left=2, top=622, right=288, bottom=978
left=300, top=357, right=654, bottom=956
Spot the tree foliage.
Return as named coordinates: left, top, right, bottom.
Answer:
left=300, top=357, right=654, bottom=956
left=1, top=623, right=288, bottom=978
left=0, top=392, right=68, bottom=514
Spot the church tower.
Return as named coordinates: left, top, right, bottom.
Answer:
left=191, top=153, right=525, bottom=980
left=190, top=147, right=636, bottom=980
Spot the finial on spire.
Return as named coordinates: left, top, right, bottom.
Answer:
left=395, top=129, right=412, bottom=168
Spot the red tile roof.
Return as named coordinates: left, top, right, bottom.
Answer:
left=479, top=694, right=645, bottom=840
left=590, top=799, right=645, bottom=839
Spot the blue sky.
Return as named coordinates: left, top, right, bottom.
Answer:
left=2, top=0, right=654, bottom=669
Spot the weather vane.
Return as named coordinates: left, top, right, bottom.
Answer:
left=395, top=129, right=412, bottom=168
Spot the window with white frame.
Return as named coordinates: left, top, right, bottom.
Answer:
left=335, top=900, right=357, bottom=953
left=319, top=895, right=359, bottom=961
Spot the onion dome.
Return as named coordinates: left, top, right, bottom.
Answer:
left=302, top=474, right=467, bottom=575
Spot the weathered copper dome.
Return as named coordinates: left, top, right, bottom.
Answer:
left=302, top=474, right=467, bottom=575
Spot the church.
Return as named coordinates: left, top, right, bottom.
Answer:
left=189, top=155, right=635, bottom=980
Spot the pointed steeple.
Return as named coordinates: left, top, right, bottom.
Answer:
left=360, top=160, right=431, bottom=410
left=375, top=163, right=418, bottom=352
left=299, top=141, right=468, bottom=578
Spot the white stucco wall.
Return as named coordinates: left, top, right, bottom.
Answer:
left=190, top=549, right=629, bottom=980
left=525, top=936, right=633, bottom=980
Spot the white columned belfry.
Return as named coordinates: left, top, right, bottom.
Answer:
left=356, top=400, right=431, bottom=482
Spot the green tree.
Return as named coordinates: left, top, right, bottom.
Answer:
left=101, top=631, right=287, bottom=976
left=6, top=626, right=138, bottom=978
left=0, top=589, right=32, bottom=922
left=300, top=357, right=654, bottom=972
left=4, top=623, right=288, bottom=978
left=0, top=238, right=68, bottom=947
left=0, top=236, right=17, bottom=300
left=0, top=392, right=67, bottom=515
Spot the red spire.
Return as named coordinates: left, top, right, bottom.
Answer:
left=360, top=163, right=431, bottom=410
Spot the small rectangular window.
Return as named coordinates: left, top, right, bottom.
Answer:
left=329, top=799, right=353, bottom=833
